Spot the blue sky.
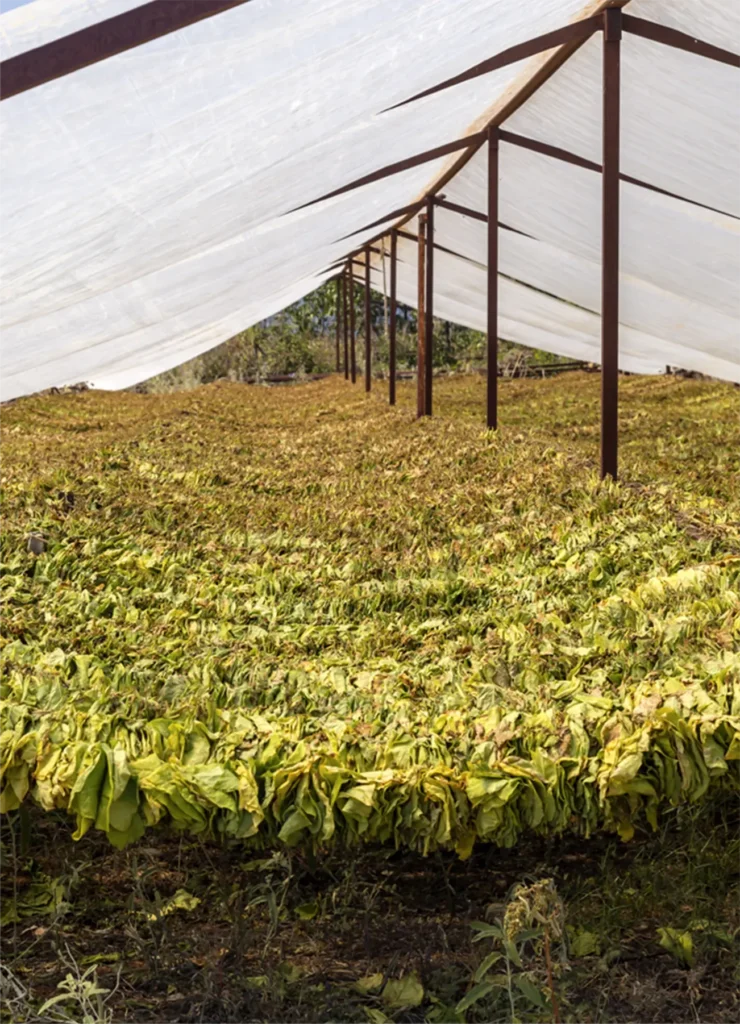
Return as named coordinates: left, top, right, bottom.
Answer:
left=0, top=0, right=37, bottom=13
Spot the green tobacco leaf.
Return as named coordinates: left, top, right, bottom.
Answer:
left=146, top=889, right=200, bottom=920
left=657, top=927, right=694, bottom=966
left=364, top=1009, right=391, bottom=1024
left=568, top=927, right=602, bottom=958
left=1, top=376, right=738, bottom=860
left=353, top=973, right=384, bottom=995
left=382, top=973, right=424, bottom=1009
left=295, top=901, right=319, bottom=921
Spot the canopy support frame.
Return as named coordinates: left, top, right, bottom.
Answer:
left=350, top=268, right=357, bottom=384
left=335, top=277, right=341, bottom=374
left=342, top=266, right=349, bottom=380
left=424, top=197, right=435, bottom=416
left=389, top=230, right=398, bottom=406
left=601, top=6, right=621, bottom=480
left=364, top=246, right=372, bottom=392
left=417, top=215, right=427, bottom=419
left=487, top=127, right=499, bottom=431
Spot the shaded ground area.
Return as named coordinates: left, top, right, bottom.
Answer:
left=2, top=803, right=739, bottom=1023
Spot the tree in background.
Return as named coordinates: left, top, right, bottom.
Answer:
left=138, top=280, right=563, bottom=392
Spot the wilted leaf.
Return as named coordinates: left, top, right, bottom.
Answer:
left=295, top=901, right=319, bottom=921
left=568, top=927, right=601, bottom=958
left=657, top=927, right=694, bottom=966
left=382, top=973, right=424, bottom=1009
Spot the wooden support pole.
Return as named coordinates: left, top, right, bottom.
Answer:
left=389, top=229, right=398, bottom=406
left=487, top=126, right=499, bottom=430
left=601, top=6, right=621, bottom=480
left=342, top=266, right=349, bottom=380
left=349, top=269, right=357, bottom=383
left=417, top=215, right=426, bottom=418
left=364, top=246, right=372, bottom=392
left=424, top=196, right=434, bottom=417
left=335, top=276, right=341, bottom=373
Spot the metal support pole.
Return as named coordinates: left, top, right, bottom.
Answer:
left=424, top=196, right=434, bottom=416
left=342, top=266, right=349, bottom=380
left=364, top=246, right=372, bottom=392
left=601, top=6, right=621, bottom=479
left=389, top=229, right=398, bottom=406
left=349, top=270, right=357, bottom=383
left=335, top=276, right=341, bottom=373
left=417, top=214, right=426, bottom=418
left=487, top=126, right=499, bottom=430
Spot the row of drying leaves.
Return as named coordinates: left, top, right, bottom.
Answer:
left=1, top=374, right=739, bottom=851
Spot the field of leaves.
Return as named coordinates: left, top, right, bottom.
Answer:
left=1, top=372, right=739, bottom=1022
left=1, top=373, right=738, bottom=856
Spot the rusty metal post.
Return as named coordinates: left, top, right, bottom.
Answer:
left=389, top=229, right=398, bottom=405
left=601, top=6, right=621, bottom=479
left=417, top=214, right=426, bottom=418
left=335, top=276, right=341, bottom=373
left=349, top=269, right=357, bottom=383
left=424, top=196, right=434, bottom=416
left=487, top=126, right=499, bottom=429
left=364, top=246, right=372, bottom=392
left=342, top=266, right=349, bottom=380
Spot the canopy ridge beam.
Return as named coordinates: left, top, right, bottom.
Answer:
left=370, top=0, right=628, bottom=250
left=330, top=4, right=623, bottom=262
left=328, top=0, right=737, bottom=269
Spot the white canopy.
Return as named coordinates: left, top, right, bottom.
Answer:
left=1, top=0, right=738, bottom=400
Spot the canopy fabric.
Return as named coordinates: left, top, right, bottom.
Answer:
left=1, top=0, right=738, bottom=400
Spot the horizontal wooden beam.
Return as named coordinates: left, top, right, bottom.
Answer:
left=341, top=197, right=535, bottom=253
left=290, top=132, right=486, bottom=213
left=434, top=197, right=486, bottom=223
left=500, top=128, right=600, bottom=171
left=0, top=0, right=251, bottom=101
left=434, top=197, right=532, bottom=238
left=382, top=15, right=602, bottom=111
left=622, top=14, right=740, bottom=68
left=325, top=248, right=383, bottom=272
left=397, top=229, right=482, bottom=267
left=336, top=201, right=425, bottom=242
left=499, top=129, right=739, bottom=219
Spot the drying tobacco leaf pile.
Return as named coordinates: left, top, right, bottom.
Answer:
left=1, top=373, right=739, bottom=858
